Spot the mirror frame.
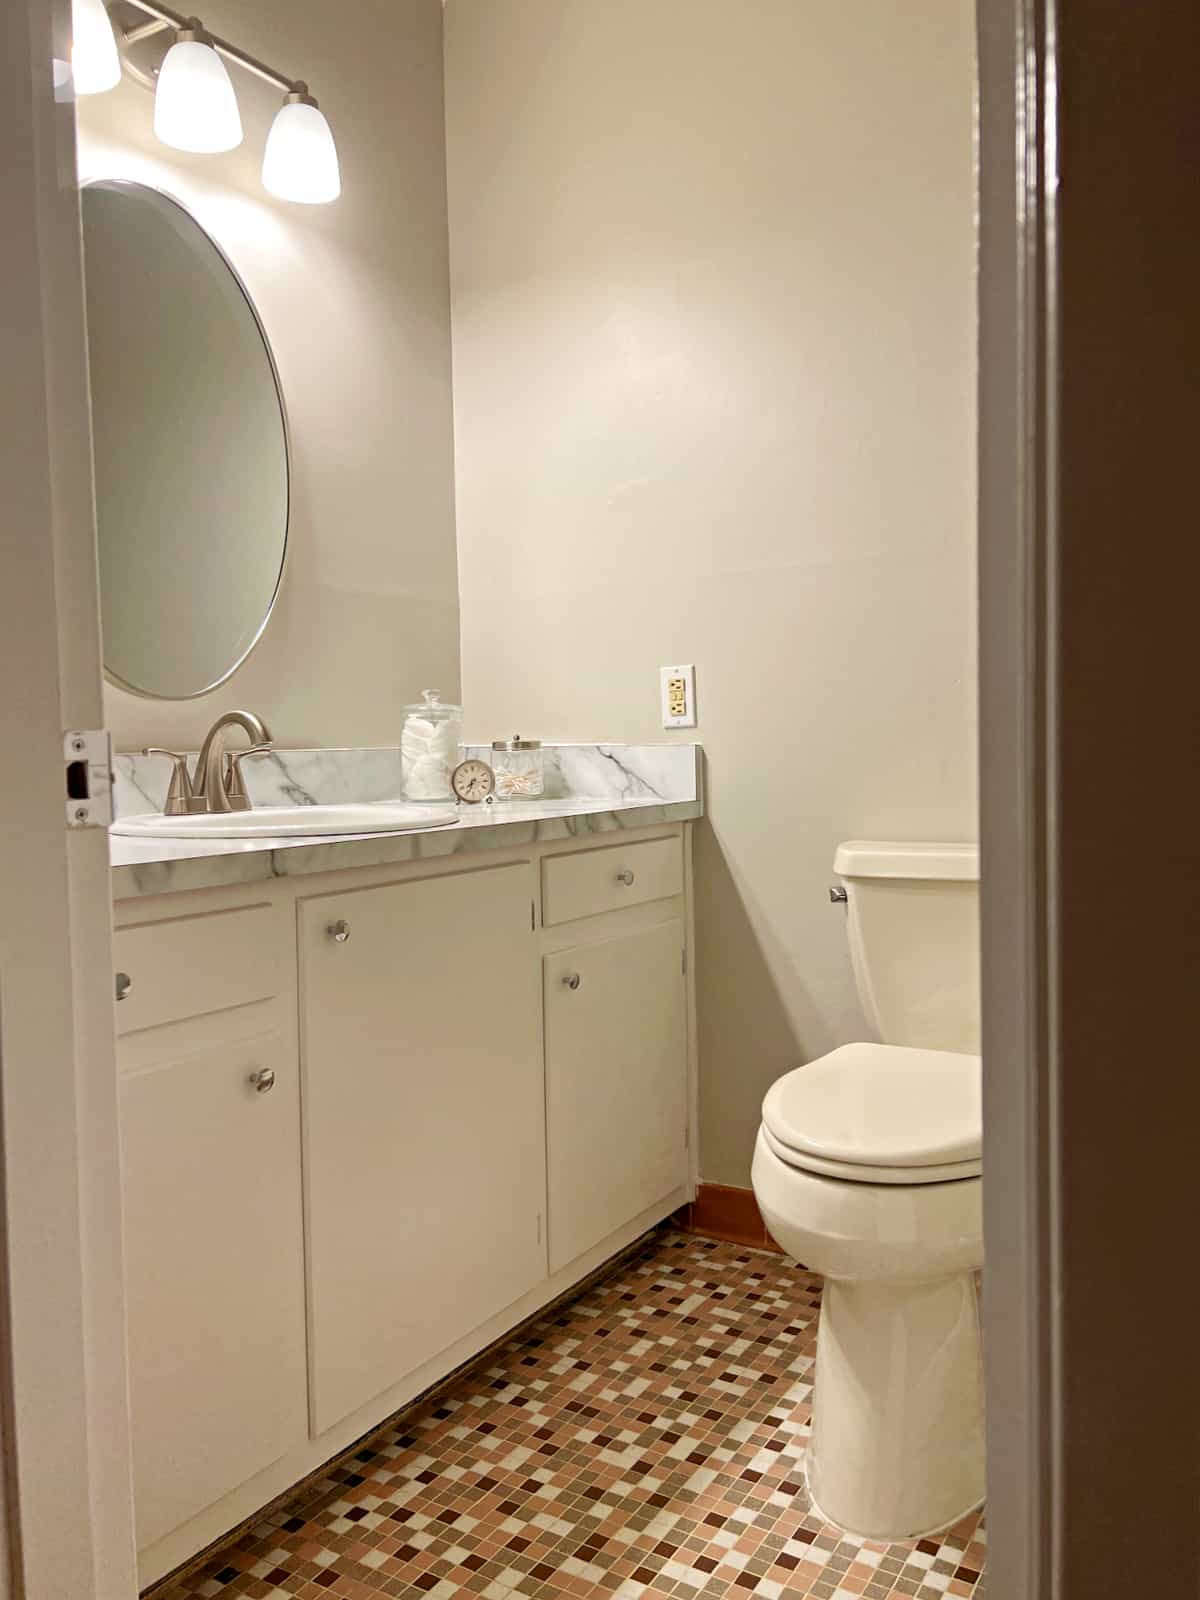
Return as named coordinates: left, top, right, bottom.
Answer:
left=83, top=178, right=292, bottom=701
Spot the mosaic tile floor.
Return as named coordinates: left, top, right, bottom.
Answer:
left=153, top=1231, right=985, bottom=1600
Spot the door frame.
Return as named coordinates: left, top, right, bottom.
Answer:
left=978, top=2, right=1200, bottom=1596
left=976, top=2, right=1056, bottom=1594
left=0, top=0, right=139, bottom=1593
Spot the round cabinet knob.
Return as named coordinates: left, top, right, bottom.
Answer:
left=249, top=1067, right=276, bottom=1094
left=562, top=972, right=582, bottom=991
left=114, top=971, right=132, bottom=1003
left=327, top=919, right=351, bottom=943
left=615, top=868, right=635, bottom=887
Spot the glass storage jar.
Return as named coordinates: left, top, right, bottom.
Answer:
left=400, top=689, right=462, bottom=801
left=491, top=736, right=544, bottom=799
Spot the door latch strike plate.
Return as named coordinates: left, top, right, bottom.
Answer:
left=64, top=729, right=113, bottom=828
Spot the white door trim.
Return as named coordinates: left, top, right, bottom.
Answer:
left=0, top=0, right=138, bottom=1593
left=977, top=2, right=1058, bottom=1593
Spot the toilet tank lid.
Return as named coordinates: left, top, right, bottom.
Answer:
left=834, top=840, right=979, bottom=881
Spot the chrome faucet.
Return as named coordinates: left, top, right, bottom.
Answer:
left=143, top=709, right=273, bottom=816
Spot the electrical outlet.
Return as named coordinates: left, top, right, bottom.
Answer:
left=660, top=664, right=697, bottom=728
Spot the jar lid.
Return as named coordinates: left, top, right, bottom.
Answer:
left=492, top=735, right=541, bottom=751
left=403, top=688, right=461, bottom=718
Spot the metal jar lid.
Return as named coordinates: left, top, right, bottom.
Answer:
left=491, top=735, right=542, bottom=751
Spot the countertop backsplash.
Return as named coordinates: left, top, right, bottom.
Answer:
left=111, top=743, right=702, bottom=820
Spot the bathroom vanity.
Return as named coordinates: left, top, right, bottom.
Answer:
left=110, top=756, right=700, bottom=1584
left=83, top=167, right=703, bottom=1583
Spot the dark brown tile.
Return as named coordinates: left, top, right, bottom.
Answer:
left=145, top=1231, right=984, bottom=1600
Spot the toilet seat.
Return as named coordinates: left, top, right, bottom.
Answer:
left=760, top=1122, right=980, bottom=1184
left=761, top=1042, right=981, bottom=1187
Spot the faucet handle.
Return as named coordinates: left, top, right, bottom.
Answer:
left=143, top=748, right=195, bottom=816
left=225, top=743, right=274, bottom=811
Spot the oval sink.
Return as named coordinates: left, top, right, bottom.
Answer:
left=112, top=803, right=461, bottom=840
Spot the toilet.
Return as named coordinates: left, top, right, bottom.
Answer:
left=751, top=840, right=983, bottom=1541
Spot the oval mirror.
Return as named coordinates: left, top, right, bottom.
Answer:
left=81, top=180, right=289, bottom=699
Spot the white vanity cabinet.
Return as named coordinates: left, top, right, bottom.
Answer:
left=113, top=903, right=307, bottom=1552
left=113, top=823, right=695, bottom=1588
left=544, top=920, right=687, bottom=1271
left=540, top=839, right=689, bottom=1273
left=299, top=861, right=546, bottom=1434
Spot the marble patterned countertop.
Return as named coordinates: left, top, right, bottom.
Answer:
left=109, top=743, right=703, bottom=901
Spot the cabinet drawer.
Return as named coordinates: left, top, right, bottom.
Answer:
left=113, top=905, right=278, bottom=1035
left=541, top=836, right=682, bottom=926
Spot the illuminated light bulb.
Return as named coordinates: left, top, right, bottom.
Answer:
left=71, top=0, right=120, bottom=95
left=262, top=87, right=341, bottom=204
left=153, top=25, right=242, bottom=153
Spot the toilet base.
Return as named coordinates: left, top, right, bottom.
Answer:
left=806, top=1272, right=984, bottom=1540
left=807, top=1482, right=985, bottom=1546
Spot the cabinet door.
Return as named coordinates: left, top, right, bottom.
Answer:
left=120, top=1026, right=307, bottom=1549
left=300, top=863, right=545, bottom=1435
left=544, top=920, right=688, bottom=1273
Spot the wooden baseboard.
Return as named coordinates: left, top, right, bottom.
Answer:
left=675, top=1183, right=781, bottom=1252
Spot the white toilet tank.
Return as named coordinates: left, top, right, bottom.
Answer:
left=834, top=840, right=980, bottom=1055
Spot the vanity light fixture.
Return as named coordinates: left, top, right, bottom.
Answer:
left=153, top=22, right=242, bottom=153
left=71, top=0, right=121, bottom=95
left=81, top=0, right=341, bottom=202
left=261, top=86, right=341, bottom=204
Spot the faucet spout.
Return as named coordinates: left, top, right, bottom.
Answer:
left=195, top=710, right=273, bottom=813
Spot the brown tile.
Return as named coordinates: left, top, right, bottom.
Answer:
left=145, top=1231, right=983, bottom=1600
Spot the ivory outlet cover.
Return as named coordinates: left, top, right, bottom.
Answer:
left=660, top=664, right=697, bottom=728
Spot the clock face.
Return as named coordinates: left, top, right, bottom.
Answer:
left=451, top=758, right=496, bottom=804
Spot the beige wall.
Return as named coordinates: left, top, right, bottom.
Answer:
left=444, top=0, right=978, bottom=1184
left=78, top=0, right=459, bottom=751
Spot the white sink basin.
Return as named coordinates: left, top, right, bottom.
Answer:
left=112, top=803, right=460, bottom=840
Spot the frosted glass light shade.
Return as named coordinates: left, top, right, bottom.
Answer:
left=262, top=99, right=341, bottom=204
left=153, top=38, right=242, bottom=153
left=71, top=0, right=120, bottom=95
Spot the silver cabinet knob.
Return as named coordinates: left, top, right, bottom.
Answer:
left=615, top=868, right=635, bottom=886
left=249, top=1067, right=276, bottom=1094
left=115, top=971, right=132, bottom=1002
left=327, top=919, right=351, bottom=943
left=562, top=972, right=582, bottom=991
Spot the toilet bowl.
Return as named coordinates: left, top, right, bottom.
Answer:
left=751, top=841, right=984, bottom=1540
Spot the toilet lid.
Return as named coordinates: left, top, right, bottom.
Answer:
left=762, top=1043, right=982, bottom=1173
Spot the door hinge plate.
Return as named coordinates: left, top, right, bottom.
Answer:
left=64, top=729, right=113, bottom=828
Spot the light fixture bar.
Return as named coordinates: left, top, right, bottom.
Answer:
left=119, top=0, right=301, bottom=93
left=120, top=16, right=168, bottom=45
